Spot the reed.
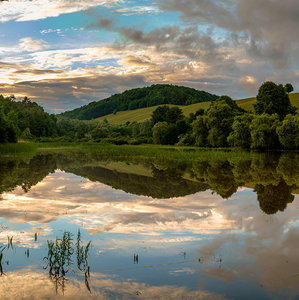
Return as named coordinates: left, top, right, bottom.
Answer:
left=44, top=230, right=92, bottom=294
left=0, top=142, right=37, bottom=154
left=75, top=143, right=254, bottom=163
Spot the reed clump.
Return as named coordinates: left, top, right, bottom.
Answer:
left=0, top=142, right=37, bottom=155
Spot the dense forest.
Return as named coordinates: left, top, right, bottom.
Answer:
left=58, top=84, right=219, bottom=120
left=0, top=95, right=57, bottom=143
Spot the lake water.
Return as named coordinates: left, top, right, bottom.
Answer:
left=0, top=150, right=299, bottom=299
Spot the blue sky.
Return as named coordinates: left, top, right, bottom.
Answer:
left=1, top=0, right=299, bottom=113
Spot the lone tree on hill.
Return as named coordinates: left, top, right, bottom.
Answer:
left=253, top=81, right=296, bottom=120
left=285, top=83, right=294, bottom=94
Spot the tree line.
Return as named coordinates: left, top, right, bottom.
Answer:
left=1, top=81, right=298, bottom=150
left=153, top=81, right=298, bottom=150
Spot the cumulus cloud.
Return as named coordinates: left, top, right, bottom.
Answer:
left=237, top=75, right=260, bottom=96
left=18, top=37, right=49, bottom=52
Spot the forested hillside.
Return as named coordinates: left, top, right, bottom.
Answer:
left=59, top=84, right=219, bottom=120
left=0, top=95, right=57, bottom=143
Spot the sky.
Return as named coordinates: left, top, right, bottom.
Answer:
left=0, top=0, right=299, bottom=114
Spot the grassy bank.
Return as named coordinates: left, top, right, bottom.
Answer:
left=0, top=142, right=37, bottom=155
left=34, top=142, right=253, bottom=163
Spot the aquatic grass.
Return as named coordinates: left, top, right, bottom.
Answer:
left=7, top=236, right=13, bottom=249
left=75, top=143, right=254, bottom=163
left=44, top=230, right=92, bottom=294
left=34, top=141, right=256, bottom=164
left=0, top=142, right=37, bottom=155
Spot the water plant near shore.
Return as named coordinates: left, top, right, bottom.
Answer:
left=43, top=230, right=91, bottom=295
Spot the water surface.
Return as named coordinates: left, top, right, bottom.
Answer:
left=0, top=150, right=298, bottom=299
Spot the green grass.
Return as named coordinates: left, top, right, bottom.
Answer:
left=33, top=142, right=253, bottom=162
left=0, top=142, right=37, bottom=155
left=95, top=93, right=299, bottom=125
left=42, top=143, right=253, bottom=163
left=235, top=97, right=256, bottom=111
left=95, top=102, right=211, bottom=125
left=289, top=92, right=299, bottom=108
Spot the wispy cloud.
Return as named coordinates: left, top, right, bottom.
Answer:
left=0, top=0, right=118, bottom=22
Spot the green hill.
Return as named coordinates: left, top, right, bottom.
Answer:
left=96, top=102, right=211, bottom=124
left=58, top=84, right=219, bottom=120
left=95, top=93, right=299, bottom=125
left=235, top=93, right=299, bottom=111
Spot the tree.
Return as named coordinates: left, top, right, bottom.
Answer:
left=152, top=121, right=168, bottom=144
left=162, top=124, right=179, bottom=145
left=91, top=126, right=110, bottom=140
left=254, top=81, right=296, bottom=119
left=206, top=100, right=234, bottom=147
left=150, top=105, right=183, bottom=126
left=0, top=109, right=17, bottom=143
left=150, top=105, right=170, bottom=125
left=276, top=114, right=299, bottom=149
left=192, top=115, right=209, bottom=147
left=139, top=119, right=151, bottom=135
left=285, top=83, right=294, bottom=94
left=21, top=128, right=34, bottom=141
left=227, top=113, right=254, bottom=148
left=255, top=180, right=295, bottom=215
left=250, top=114, right=281, bottom=149
left=166, top=107, right=183, bottom=124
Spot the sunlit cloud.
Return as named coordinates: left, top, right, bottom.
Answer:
left=0, top=270, right=227, bottom=300
left=1, top=0, right=299, bottom=112
left=0, top=0, right=118, bottom=22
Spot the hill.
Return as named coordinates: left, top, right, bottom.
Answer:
left=95, top=93, right=299, bottom=125
left=235, top=93, right=299, bottom=111
left=58, top=84, right=219, bottom=120
left=96, top=102, right=211, bottom=124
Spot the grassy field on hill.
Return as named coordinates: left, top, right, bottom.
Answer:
left=95, top=93, right=299, bottom=125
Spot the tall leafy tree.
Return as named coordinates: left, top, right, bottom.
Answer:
left=0, top=109, right=17, bottom=143
left=254, top=81, right=296, bottom=119
left=152, top=121, right=168, bottom=144
left=227, top=113, right=254, bottom=148
left=201, top=96, right=246, bottom=147
left=285, top=83, right=294, bottom=94
left=150, top=105, right=183, bottom=126
left=192, top=115, right=209, bottom=147
left=276, top=114, right=299, bottom=149
left=250, top=114, right=281, bottom=149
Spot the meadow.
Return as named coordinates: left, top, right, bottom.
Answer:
left=95, top=92, right=299, bottom=125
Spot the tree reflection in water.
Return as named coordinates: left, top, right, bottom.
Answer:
left=1, top=150, right=299, bottom=215
left=43, top=230, right=91, bottom=295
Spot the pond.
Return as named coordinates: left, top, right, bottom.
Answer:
left=0, top=150, right=298, bottom=299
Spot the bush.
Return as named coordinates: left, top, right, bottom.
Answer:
left=277, top=114, right=299, bottom=149
left=129, top=139, right=142, bottom=145
left=100, top=138, right=129, bottom=145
